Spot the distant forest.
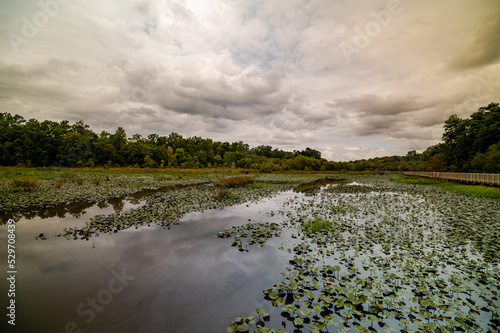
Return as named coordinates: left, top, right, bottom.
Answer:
left=1, top=103, right=498, bottom=172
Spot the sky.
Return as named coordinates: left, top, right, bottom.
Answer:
left=0, top=0, right=499, bottom=161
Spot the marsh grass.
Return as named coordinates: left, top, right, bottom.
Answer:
left=214, top=188, right=240, bottom=201
left=442, top=183, right=500, bottom=199
left=0, top=166, right=251, bottom=181
left=53, top=179, right=65, bottom=188
left=248, top=182, right=264, bottom=188
left=73, top=177, right=84, bottom=185
left=301, top=217, right=333, bottom=234
left=396, top=175, right=441, bottom=185
left=10, top=176, right=38, bottom=192
left=213, top=176, right=254, bottom=188
left=0, top=167, right=264, bottom=212
left=392, top=175, right=500, bottom=199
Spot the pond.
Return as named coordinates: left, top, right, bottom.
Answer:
left=1, top=176, right=499, bottom=333
left=0, top=184, right=308, bottom=333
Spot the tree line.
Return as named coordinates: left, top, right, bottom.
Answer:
left=0, top=113, right=328, bottom=171
left=1, top=102, right=498, bottom=172
left=347, top=102, right=499, bottom=173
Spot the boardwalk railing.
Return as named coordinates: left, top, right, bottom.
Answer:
left=394, top=171, right=500, bottom=186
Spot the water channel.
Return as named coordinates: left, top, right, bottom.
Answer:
left=0, top=181, right=340, bottom=333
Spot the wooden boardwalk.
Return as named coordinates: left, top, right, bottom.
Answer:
left=396, top=171, right=500, bottom=186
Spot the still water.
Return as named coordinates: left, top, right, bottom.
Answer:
left=0, top=187, right=313, bottom=333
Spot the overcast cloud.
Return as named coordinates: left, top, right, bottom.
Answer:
left=1, top=0, right=499, bottom=161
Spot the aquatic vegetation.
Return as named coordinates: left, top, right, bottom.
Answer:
left=34, top=232, right=48, bottom=240
left=328, top=205, right=346, bottom=213
left=1, top=171, right=324, bottom=213
left=90, top=177, right=102, bottom=185
left=248, top=182, right=265, bottom=189
left=293, top=178, right=347, bottom=193
left=0, top=172, right=210, bottom=213
left=55, top=175, right=330, bottom=240
left=213, top=175, right=255, bottom=187
left=226, top=176, right=500, bottom=333
left=10, top=176, right=38, bottom=192
left=215, top=222, right=282, bottom=251
left=215, top=188, right=240, bottom=201
left=72, top=177, right=84, bottom=185
left=53, top=178, right=65, bottom=188
left=226, top=309, right=280, bottom=333
left=392, top=175, right=500, bottom=200
left=300, top=218, right=334, bottom=234
left=5, top=170, right=499, bottom=332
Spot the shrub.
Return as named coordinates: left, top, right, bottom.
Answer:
left=259, top=162, right=282, bottom=173
left=11, top=177, right=38, bottom=192
left=213, top=176, right=254, bottom=188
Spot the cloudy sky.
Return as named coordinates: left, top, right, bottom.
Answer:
left=1, top=0, right=499, bottom=161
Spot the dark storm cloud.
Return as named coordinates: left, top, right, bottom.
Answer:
left=119, top=60, right=294, bottom=121
left=333, top=94, right=435, bottom=117
left=448, top=7, right=500, bottom=71
left=332, top=94, right=443, bottom=137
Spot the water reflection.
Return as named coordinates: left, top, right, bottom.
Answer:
left=0, top=190, right=300, bottom=333
left=0, top=197, right=142, bottom=226
left=0, top=183, right=206, bottom=224
left=0, top=178, right=335, bottom=224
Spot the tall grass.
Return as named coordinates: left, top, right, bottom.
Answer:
left=10, top=177, right=38, bottom=192
left=0, top=166, right=253, bottom=180
left=213, top=176, right=254, bottom=188
left=392, top=175, right=500, bottom=200
left=214, top=188, right=240, bottom=201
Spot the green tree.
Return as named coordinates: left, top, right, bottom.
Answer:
left=143, top=155, right=157, bottom=168
left=471, top=142, right=500, bottom=172
left=166, top=146, right=174, bottom=167
left=59, top=132, right=93, bottom=167
left=442, top=103, right=500, bottom=171
left=174, top=148, right=186, bottom=166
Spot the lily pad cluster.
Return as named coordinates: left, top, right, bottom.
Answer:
left=215, top=222, right=282, bottom=251
left=55, top=175, right=332, bottom=240
left=226, top=308, right=279, bottom=333
left=227, top=176, right=500, bottom=332
left=0, top=172, right=209, bottom=214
